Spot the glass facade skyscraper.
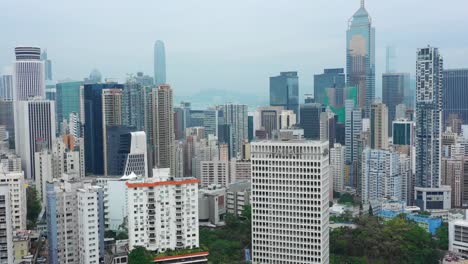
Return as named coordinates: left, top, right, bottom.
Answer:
left=443, top=69, right=468, bottom=124
left=83, top=83, right=124, bottom=175
left=313, top=68, right=345, bottom=106
left=269, top=71, right=299, bottom=118
left=56, top=81, right=82, bottom=126
left=154, top=40, right=166, bottom=86
left=346, top=1, right=375, bottom=118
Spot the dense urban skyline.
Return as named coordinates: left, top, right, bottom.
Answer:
left=2, top=0, right=468, bottom=100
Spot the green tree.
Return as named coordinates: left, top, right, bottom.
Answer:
left=26, top=187, right=41, bottom=229
left=435, top=223, right=448, bottom=250
left=338, top=193, right=355, bottom=205
left=128, top=246, right=153, bottom=264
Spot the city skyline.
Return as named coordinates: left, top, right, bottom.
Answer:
left=1, top=0, right=468, bottom=99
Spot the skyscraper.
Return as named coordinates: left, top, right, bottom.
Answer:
left=251, top=140, right=330, bottom=263
left=41, top=49, right=52, bottom=81
left=346, top=0, right=375, bottom=118
left=443, top=69, right=468, bottom=124
left=107, top=130, right=148, bottom=177
left=370, top=101, right=388, bottom=150
left=152, top=85, right=174, bottom=171
left=314, top=68, right=345, bottom=106
left=83, top=83, right=124, bottom=175
left=222, top=103, right=248, bottom=158
left=55, top=81, right=82, bottom=130
left=382, top=73, right=410, bottom=135
left=270, top=72, right=299, bottom=117
left=154, top=40, right=166, bottom=86
left=122, top=78, right=146, bottom=131
left=300, top=103, right=324, bottom=140
left=0, top=73, right=13, bottom=100
left=14, top=100, right=56, bottom=179
left=415, top=46, right=443, bottom=189
left=345, top=99, right=362, bottom=164
left=13, top=47, right=45, bottom=100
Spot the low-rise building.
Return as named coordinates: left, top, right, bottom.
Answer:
left=226, top=181, right=251, bottom=216
left=198, top=185, right=226, bottom=226
left=449, top=219, right=468, bottom=258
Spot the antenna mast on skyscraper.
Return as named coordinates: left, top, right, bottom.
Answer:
left=361, top=0, right=365, bottom=8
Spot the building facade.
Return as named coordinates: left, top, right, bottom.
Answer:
left=382, top=73, right=410, bottom=136
left=154, top=40, right=166, bottom=86
left=443, top=69, right=468, bottom=125
left=270, top=72, right=299, bottom=117
left=314, top=68, right=345, bottom=106
left=415, top=46, right=443, bottom=189
left=346, top=1, right=375, bottom=118
left=13, top=47, right=45, bottom=101
left=251, top=140, right=330, bottom=263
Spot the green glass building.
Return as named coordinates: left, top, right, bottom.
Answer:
left=56, top=81, right=82, bottom=124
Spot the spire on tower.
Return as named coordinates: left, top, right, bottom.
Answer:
left=361, top=0, right=365, bottom=8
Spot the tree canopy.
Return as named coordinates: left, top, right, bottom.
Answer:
left=331, top=215, right=441, bottom=264
left=26, top=187, right=41, bottom=229
left=128, top=246, right=153, bottom=264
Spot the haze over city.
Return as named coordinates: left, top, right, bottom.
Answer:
left=2, top=0, right=468, bottom=100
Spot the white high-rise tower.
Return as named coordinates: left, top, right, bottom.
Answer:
left=13, top=47, right=45, bottom=101
left=251, top=139, right=330, bottom=263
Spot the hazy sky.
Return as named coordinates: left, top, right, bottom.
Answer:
left=2, top=0, right=468, bottom=99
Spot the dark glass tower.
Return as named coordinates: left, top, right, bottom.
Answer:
left=299, top=103, right=324, bottom=140
left=270, top=72, right=299, bottom=118
left=83, top=83, right=124, bottom=175
left=443, top=69, right=468, bottom=124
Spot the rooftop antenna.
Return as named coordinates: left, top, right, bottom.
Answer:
left=361, top=0, right=365, bottom=8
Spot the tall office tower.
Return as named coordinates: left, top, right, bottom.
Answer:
left=77, top=186, right=105, bottom=263
left=314, top=68, right=345, bottom=106
left=270, top=72, right=299, bottom=117
left=0, top=73, right=13, bottom=100
left=370, top=101, right=388, bottom=149
left=279, top=110, right=296, bottom=129
left=393, top=119, right=415, bottom=146
left=443, top=69, right=468, bottom=124
left=346, top=1, right=375, bottom=118
left=251, top=140, right=330, bottom=264
left=0, top=183, right=14, bottom=263
left=0, top=169, right=27, bottom=230
left=14, top=100, right=56, bottom=179
left=122, top=78, right=145, bottom=131
left=345, top=100, right=362, bottom=164
left=415, top=46, right=443, bottom=189
left=126, top=168, right=199, bottom=251
left=83, top=83, right=124, bottom=175
left=56, top=81, right=82, bottom=133
left=154, top=40, right=166, bottom=86
left=320, top=111, right=337, bottom=149
left=41, top=49, right=52, bottom=81
left=151, top=85, right=174, bottom=172
left=331, top=143, right=345, bottom=193
left=382, top=73, right=410, bottom=135
left=102, top=89, right=123, bottom=176
left=361, top=148, right=401, bottom=204
left=248, top=115, right=254, bottom=141
left=47, top=178, right=104, bottom=264
left=204, top=107, right=223, bottom=138
left=107, top=130, right=147, bottom=177
left=222, top=103, right=248, bottom=158
left=13, top=47, right=45, bottom=101
left=300, top=103, right=324, bottom=140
